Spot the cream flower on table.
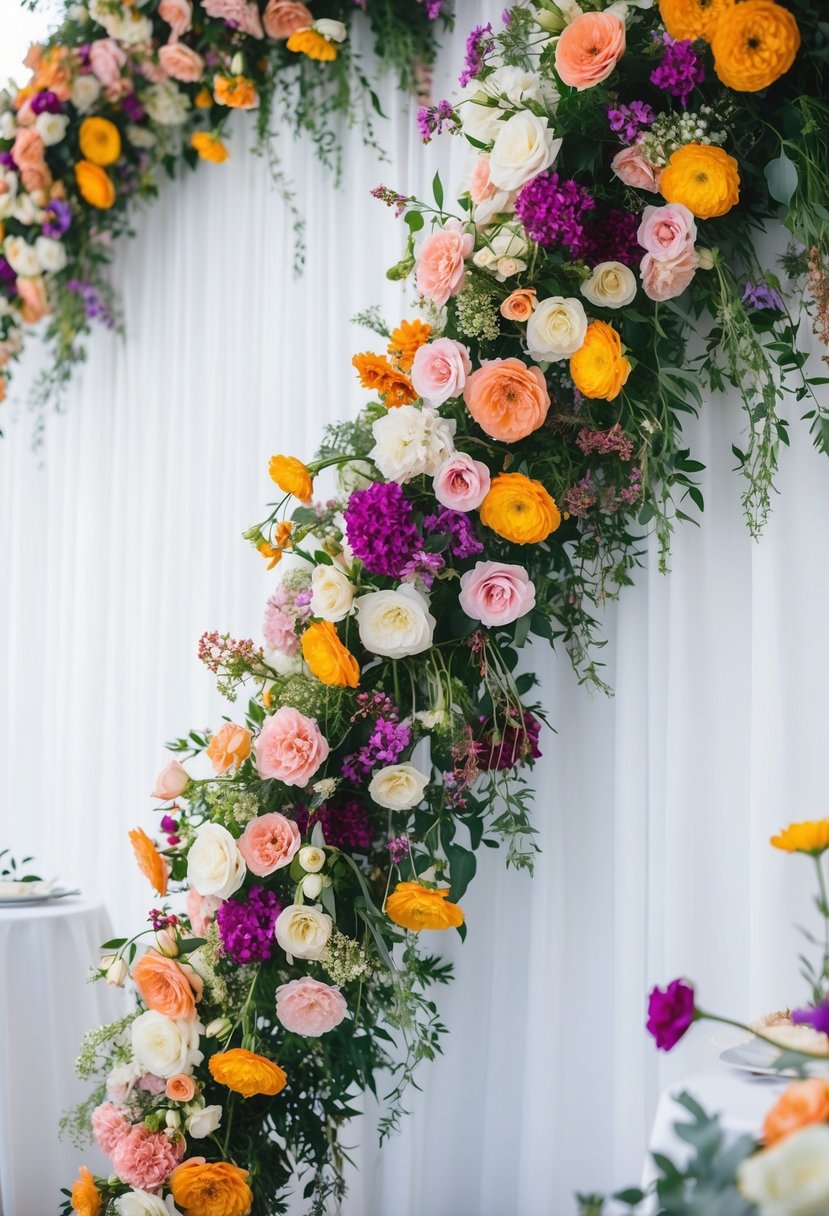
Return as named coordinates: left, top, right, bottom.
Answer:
left=369, top=405, right=456, bottom=484
left=488, top=112, right=561, bottom=192
left=356, top=585, right=436, bottom=659
left=526, top=295, right=588, bottom=362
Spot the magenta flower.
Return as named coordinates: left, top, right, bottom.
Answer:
left=646, top=979, right=696, bottom=1050
left=792, top=1001, right=829, bottom=1035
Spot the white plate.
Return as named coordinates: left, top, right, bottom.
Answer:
left=0, top=887, right=80, bottom=907
left=720, top=1038, right=829, bottom=1078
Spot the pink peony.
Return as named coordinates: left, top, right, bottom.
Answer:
left=411, top=338, right=472, bottom=407
left=253, top=706, right=329, bottom=787
left=186, top=888, right=222, bottom=937
left=201, top=0, right=264, bottom=37
left=110, top=1126, right=184, bottom=1190
left=275, top=976, right=347, bottom=1037
left=88, top=39, right=127, bottom=87
left=158, top=42, right=205, bottom=83
left=458, top=561, right=536, bottom=627
left=415, top=219, right=474, bottom=308
left=640, top=248, right=699, bottom=301
left=637, top=203, right=697, bottom=260
left=554, top=10, right=626, bottom=90
left=91, top=1103, right=130, bottom=1158
left=158, top=0, right=193, bottom=36
left=238, top=811, right=301, bottom=876
left=611, top=144, right=661, bottom=193
left=263, top=601, right=300, bottom=655
left=262, top=0, right=312, bottom=38
left=432, top=453, right=491, bottom=512
left=152, top=758, right=189, bottom=800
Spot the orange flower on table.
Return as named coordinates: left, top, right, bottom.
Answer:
left=287, top=28, right=337, bottom=61
left=78, top=117, right=121, bottom=167
left=70, top=1166, right=102, bottom=1216
left=213, top=75, right=258, bottom=110
left=209, top=1047, right=287, bottom=1097
left=269, top=454, right=314, bottom=503
left=191, top=132, right=229, bottom=163
left=657, top=0, right=734, bottom=41
left=75, top=160, right=115, bottom=209
left=764, top=1078, right=829, bottom=1146
left=170, top=1157, right=253, bottom=1216
left=710, top=0, right=800, bottom=92
left=132, top=949, right=202, bottom=1021
left=500, top=287, right=537, bottom=322
left=206, top=721, right=252, bottom=774
left=387, top=319, right=432, bottom=372
left=463, top=357, right=551, bottom=443
left=771, top=819, right=829, bottom=856
left=128, top=827, right=169, bottom=897
left=352, top=352, right=417, bottom=409
left=479, top=472, right=561, bottom=545
left=385, top=881, right=464, bottom=931
left=569, top=321, right=631, bottom=401
left=301, top=619, right=360, bottom=688
left=660, top=144, right=740, bottom=219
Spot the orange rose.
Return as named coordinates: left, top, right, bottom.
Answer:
left=70, top=1166, right=102, bottom=1216
left=269, top=454, right=313, bottom=502
left=170, top=1158, right=253, bottom=1216
left=764, top=1079, right=829, bottom=1146
left=385, top=881, right=464, bottom=931
left=206, top=721, right=252, bottom=774
left=500, top=287, right=537, bottom=322
left=213, top=74, right=258, bottom=110
left=17, top=276, right=49, bottom=325
left=569, top=320, right=631, bottom=401
left=75, top=160, right=115, bottom=209
left=301, top=619, right=360, bottom=688
left=209, top=1047, right=287, bottom=1097
left=463, top=357, right=551, bottom=443
left=479, top=472, right=561, bottom=545
left=166, top=1073, right=198, bottom=1102
left=128, top=827, right=169, bottom=896
left=132, top=949, right=201, bottom=1021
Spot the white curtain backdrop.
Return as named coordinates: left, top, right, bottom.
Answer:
left=2, top=4, right=828, bottom=1212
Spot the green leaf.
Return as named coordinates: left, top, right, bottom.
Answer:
left=446, top=844, right=477, bottom=902
left=405, top=210, right=425, bottom=232
left=432, top=171, right=444, bottom=209
left=764, top=152, right=798, bottom=205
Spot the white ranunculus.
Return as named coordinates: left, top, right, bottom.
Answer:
left=12, top=194, right=41, bottom=226
left=526, top=295, right=588, bottom=362
left=187, top=823, right=246, bottom=899
left=473, top=183, right=515, bottom=229
left=314, top=18, right=346, bottom=41
left=356, top=585, right=436, bottom=659
left=580, top=261, right=637, bottom=309
left=142, top=81, right=191, bottom=126
left=115, top=1190, right=175, bottom=1216
left=71, top=74, right=101, bottom=113
left=185, top=1103, right=223, bottom=1138
left=738, top=1125, right=829, bottom=1216
left=35, top=236, right=67, bottom=274
left=34, top=112, right=69, bottom=146
left=472, top=224, right=529, bottom=281
left=4, top=236, right=40, bottom=278
left=0, top=112, right=16, bottom=140
left=275, top=903, right=333, bottom=961
left=369, top=405, right=456, bottom=484
left=131, top=1010, right=203, bottom=1078
left=310, top=564, right=355, bottom=622
left=488, top=112, right=561, bottom=191
left=369, top=763, right=429, bottom=811
left=89, top=0, right=152, bottom=42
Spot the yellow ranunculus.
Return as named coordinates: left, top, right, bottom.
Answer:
left=78, top=116, right=121, bottom=166
left=710, top=0, right=800, bottom=92
left=570, top=321, right=631, bottom=401
left=301, top=620, right=360, bottom=688
left=170, top=1159, right=253, bottom=1216
left=190, top=132, right=229, bottom=163
left=209, top=1047, right=287, bottom=1097
left=386, top=881, right=464, bottom=931
left=660, top=143, right=741, bottom=219
left=657, top=0, right=734, bottom=41
left=770, top=820, right=829, bottom=857
left=479, top=472, right=561, bottom=545
left=74, top=160, right=115, bottom=209
left=269, top=454, right=314, bottom=502
left=286, top=29, right=337, bottom=61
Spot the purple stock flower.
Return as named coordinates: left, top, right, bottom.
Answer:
left=66, top=279, right=117, bottom=329
left=30, top=90, right=62, bottom=115
left=295, top=798, right=375, bottom=852
left=515, top=172, right=596, bottom=255
left=743, top=281, right=785, bottom=311
left=344, top=481, right=421, bottom=578
left=580, top=208, right=643, bottom=268
left=342, top=716, right=413, bottom=783
left=0, top=152, right=14, bottom=169
left=387, top=835, right=411, bottom=864
left=646, top=979, right=697, bottom=1050
left=607, top=100, right=655, bottom=143
left=420, top=0, right=444, bottom=17
left=650, top=34, right=704, bottom=107
left=791, top=1001, right=829, bottom=1036
left=459, top=23, right=494, bottom=88
left=423, top=508, right=484, bottom=559
left=417, top=99, right=458, bottom=143
left=42, top=198, right=72, bottom=239
left=122, top=93, right=146, bottom=123
left=216, top=885, right=281, bottom=964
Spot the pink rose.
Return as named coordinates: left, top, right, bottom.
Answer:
left=611, top=144, right=661, bottom=194
left=432, top=453, right=491, bottom=512
left=469, top=154, right=516, bottom=225
left=262, top=0, right=312, bottom=38
left=416, top=219, right=474, bottom=308
left=555, top=11, right=626, bottom=90
left=158, top=41, right=205, bottom=83
left=110, top=1126, right=184, bottom=1190
left=11, top=129, right=50, bottom=194
left=458, top=561, right=536, bottom=627
left=275, top=976, right=347, bottom=1036
left=637, top=203, right=697, bottom=260
left=640, top=248, right=699, bottom=301
left=91, top=1103, right=130, bottom=1158
left=88, top=39, right=127, bottom=87
left=411, top=338, right=472, bottom=407
left=158, top=0, right=193, bottom=36
left=185, top=888, right=222, bottom=937
left=152, top=759, right=189, bottom=800
left=254, top=706, right=329, bottom=786
left=201, top=0, right=264, bottom=38
left=238, top=811, right=301, bottom=876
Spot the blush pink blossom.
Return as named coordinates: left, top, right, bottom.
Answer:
left=275, top=976, right=348, bottom=1036
left=138, top=58, right=169, bottom=84
left=158, top=42, right=205, bottom=83
left=637, top=203, right=697, bottom=260
left=201, top=0, right=264, bottom=37
left=135, top=1073, right=167, bottom=1096
left=110, top=1126, right=184, bottom=1190
left=411, top=338, right=472, bottom=407
left=158, top=0, right=193, bottom=36
left=91, top=1103, right=131, bottom=1158
left=611, top=144, right=661, bottom=193
left=458, top=561, right=536, bottom=627
left=555, top=10, right=626, bottom=90
left=88, top=39, right=127, bottom=86
left=640, top=248, right=699, bottom=301
left=238, top=812, right=301, bottom=876
left=262, top=0, right=312, bottom=38
left=263, top=602, right=300, bottom=654
left=415, top=219, right=474, bottom=308
left=186, top=888, right=222, bottom=937
left=152, top=759, right=189, bottom=800
left=432, top=453, right=491, bottom=512
left=470, top=155, right=495, bottom=205
left=253, top=706, right=330, bottom=786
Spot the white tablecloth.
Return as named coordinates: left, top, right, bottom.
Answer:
left=0, top=896, right=124, bottom=1216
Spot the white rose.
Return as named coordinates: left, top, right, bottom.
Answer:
left=12, top=194, right=41, bottom=226
left=356, top=585, right=436, bottom=659
left=472, top=224, right=529, bottom=281
left=68, top=3, right=88, bottom=19
left=0, top=167, right=17, bottom=220
left=187, top=823, right=246, bottom=899
left=489, top=112, right=561, bottom=191
left=369, top=405, right=456, bottom=484
left=142, top=81, right=191, bottom=126
left=301, top=873, right=324, bottom=899
left=485, top=66, right=545, bottom=109
left=115, top=1191, right=175, bottom=1216
left=71, top=75, right=101, bottom=114
left=0, top=112, right=16, bottom=140
left=310, top=564, right=355, bottom=623
left=275, top=903, right=332, bottom=961
left=526, top=295, right=588, bottom=362
left=298, top=845, right=326, bottom=873
left=126, top=122, right=156, bottom=149
left=368, top=763, right=429, bottom=811
left=458, top=83, right=503, bottom=145
left=314, top=18, right=346, bottom=41
left=264, top=644, right=303, bottom=677
left=738, top=1125, right=829, bottom=1216
left=4, top=236, right=40, bottom=277
left=131, top=1010, right=203, bottom=1078
left=580, top=261, right=637, bottom=309
left=185, top=1103, right=223, bottom=1138
left=34, top=112, right=69, bottom=146
left=34, top=236, right=67, bottom=273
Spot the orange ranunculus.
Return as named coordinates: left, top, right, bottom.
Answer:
left=170, top=1157, right=253, bottom=1216
left=657, top=0, right=734, bottom=41
left=352, top=351, right=417, bottom=408
left=463, top=357, right=551, bottom=443
left=132, top=949, right=200, bottom=1021
left=286, top=28, right=337, bottom=61
left=129, top=827, right=169, bottom=896
left=770, top=820, right=829, bottom=856
left=190, top=131, right=229, bottom=163
left=258, top=540, right=282, bottom=569
left=763, top=1079, right=829, bottom=1146
left=213, top=74, right=258, bottom=109
left=74, top=160, right=115, bottom=209
left=206, top=721, right=252, bottom=774
left=385, top=881, right=464, bottom=931
left=500, top=287, right=537, bottom=322
left=660, top=143, right=740, bottom=219
left=301, top=620, right=360, bottom=688
left=569, top=320, right=631, bottom=401
left=70, top=1166, right=102, bottom=1216
left=710, top=0, right=800, bottom=92
left=79, top=117, right=121, bottom=166
left=387, top=319, right=432, bottom=372
left=209, top=1047, right=287, bottom=1097
left=269, top=455, right=314, bottom=502
left=479, top=472, right=561, bottom=545
left=195, top=87, right=213, bottom=108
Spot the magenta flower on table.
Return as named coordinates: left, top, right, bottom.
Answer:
left=646, top=979, right=697, bottom=1050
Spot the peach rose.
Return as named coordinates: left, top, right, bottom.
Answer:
left=432, top=452, right=491, bottom=512
left=500, top=287, right=537, bottom=322
left=88, top=39, right=127, bottom=87
left=159, top=0, right=193, bottom=36
left=411, top=338, right=471, bottom=407
left=17, top=276, right=49, bottom=324
left=637, top=203, right=697, bottom=260
left=12, top=128, right=50, bottom=194
left=262, top=0, right=312, bottom=38
left=186, top=888, right=222, bottom=937
left=206, top=722, right=252, bottom=774
left=237, top=811, right=301, bottom=876
left=253, top=705, right=330, bottom=786
left=555, top=11, right=626, bottom=89
left=415, top=219, right=474, bottom=308
left=640, top=248, right=699, bottom=301
left=764, top=1079, right=829, bottom=1147
left=132, top=950, right=202, bottom=1021
left=611, top=143, right=662, bottom=193
left=158, top=42, right=205, bottom=84
left=463, top=357, right=550, bottom=443
left=166, top=1073, right=198, bottom=1102
left=276, top=977, right=347, bottom=1036
left=152, top=758, right=189, bottom=800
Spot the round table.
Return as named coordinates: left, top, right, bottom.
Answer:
left=0, top=896, right=124, bottom=1216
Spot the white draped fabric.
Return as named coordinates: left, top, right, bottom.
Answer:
left=1, top=3, right=828, bottom=1213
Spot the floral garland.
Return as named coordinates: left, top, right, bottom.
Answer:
left=61, top=2, right=829, bottom=1215
left=0, top=0, right=451, bottom=437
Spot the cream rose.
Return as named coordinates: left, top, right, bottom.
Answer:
left=368, top=763, right=429, bottom=811
left=130, top=1010, right=203, bottom=1078
left=369, top=405, right=456, bottom=484
left=186, top=823, right=246, bottom=899
left=274, top=903, right=332, bottom=961
left=356, top=586, right=436, bottom=659
left=526, top=295, right=588, bottom=362
left=185, top=1103, right=223, bottom=1138
left=71, top=75, right=102, bottom=113
left=314, top=18, right=346, bottom=41
left=4, top=236, right=40, bottom=277
left=142, top=81, right=191, bottom=126
left=115, top=1191, right=175, bottom=1216
left=310, top=564, right=355, bottom=622
left=298, top=845, right=326, bottom=872
left=34, top=236, right=67, bottom=273
left=488, top=112, right=561, bottom=191
left=580, top=261, right=637, bottom=309
left=34, top=112, right=68, bottom=146
left=738, top=1125, right=829, bottom=1216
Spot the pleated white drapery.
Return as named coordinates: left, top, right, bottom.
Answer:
left=2, top=4, right=828, bottom=1213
